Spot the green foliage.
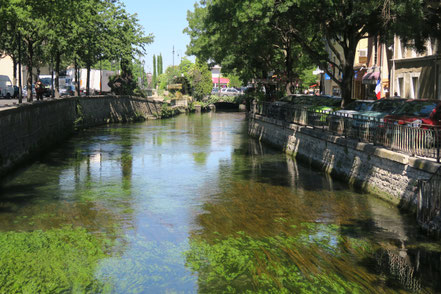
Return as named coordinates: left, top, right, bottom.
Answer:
left=188, top=59, right=213, bottom=100
left=0, top=0, right=153, bottom=99
left=153, top=54, right=157, bottom=87
left=74, top=102, right=84, bottom=129
left=170, top=76, right=192, bottom=95
left=160, top=104, right=176, bottom=118
left=0, top=226, right=107, bottom=293
left=225, top=74, right=242, bottom=88
left=185, top=0, right=431, bottom=105
left=185, top=224, right=373, bottom=293
left=158, top=53, right=163, bottom=75
left=108, top=72, right=137, bottom=95
left=299, top=66, right=318, bottom=90
left=158, top=66, right=180, bottom=90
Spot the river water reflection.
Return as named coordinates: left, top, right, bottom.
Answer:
left=0, top=112, right=440, bottom=293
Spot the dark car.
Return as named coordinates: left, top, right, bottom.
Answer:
left=383, top=100, right=441, bottom=128
left=353, top=98, right=408, bottom=124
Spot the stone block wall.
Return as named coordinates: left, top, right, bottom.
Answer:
left=0, top=96, right=163, bottom=177
left=249, top=113, right=441, bottom=208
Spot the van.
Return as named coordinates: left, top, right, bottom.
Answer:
left=0, top=75, right=14, bottom=98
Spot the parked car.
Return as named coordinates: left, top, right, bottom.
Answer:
left=60, top=85, right=75, bottom=96
left=333, top=100, right=376, bottom=118
left=352, top=98, right=408, bottom=125
left=0, top=75, right=14, bottom=98
left=307, top=96, right=342, bottom=112
left=211, top=88, right=220, bottom=95
left=220, top=87, right=241, bottom=97
left=383, top=100, right=441, bottom=128
left=382, top=99, right=441, bottom=147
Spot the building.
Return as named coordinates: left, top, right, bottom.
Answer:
left=0, top=53, right=51, bottom=87
left=391, top=36, right=440, bottom=99
left=0, top=54, right=16, bottom=84
left=352, top=37, right=369, bottom=99
left=211, top=65, right=229, bottom=88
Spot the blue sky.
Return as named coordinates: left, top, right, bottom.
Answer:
left=122, top=0, right=197, bottom=73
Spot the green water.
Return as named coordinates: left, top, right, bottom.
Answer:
left=0, top=112, right=440, bottom=293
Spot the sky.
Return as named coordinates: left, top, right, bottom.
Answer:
left=122, top=0, right=197, bottom=74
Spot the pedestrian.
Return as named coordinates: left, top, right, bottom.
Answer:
left=35, top=80, right=44, bottom=101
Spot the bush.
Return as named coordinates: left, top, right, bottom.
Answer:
left=108, top=74, right=137, bottom=95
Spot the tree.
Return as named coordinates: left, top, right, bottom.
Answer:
left=185, top=0, right=314, bottom=97
left=153, top=54, right=157, bottom=88
left=188, top=59, right=212, bottom=100
left=186, top=0, right=428, bottom=106
left=158, top=53, right=163, bottom=75
left=225, top=74, right=241, bottom=88
left=158, top=65, right=179, bottom=90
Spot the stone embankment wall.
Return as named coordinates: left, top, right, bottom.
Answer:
left=0, top=96, right=163, bottom=177
left=248, top=112, right=441, bottom=208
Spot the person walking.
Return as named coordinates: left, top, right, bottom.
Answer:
left=35, top=80, right=44, bottom=101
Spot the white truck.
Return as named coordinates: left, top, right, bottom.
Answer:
left=67, top=68, right=117, bottom=95
left=0, top=75, right=14, bottom=98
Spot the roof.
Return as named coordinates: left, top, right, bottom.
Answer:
left=212, top=77, right=230, bottom=84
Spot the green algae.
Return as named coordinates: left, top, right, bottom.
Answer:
left=0, top=226, right=108, bottom=293
left=184, top=223, right=379, bottom=294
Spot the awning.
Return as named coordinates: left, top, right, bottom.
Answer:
left=212, top=77, right=230, bottom=84
left=354, top=68, right=367, bottom=82
left=362, top=71, right=380, bottom=85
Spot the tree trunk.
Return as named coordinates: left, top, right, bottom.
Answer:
left=18, top=32, right=22, bottom=103
left=340, top=46, right=356, bottom=108
left=12, top=56, right=17, bottom=86
left=50, top=57, right=54, bottom=98
left=86, top=65, right=90, bottom=96
left=26, top=40, right=34, bottom=102
left=74, top=57, right=80, bottom=96
left=285, top=45, right=294, bottom=95
left=55, top=52, right=61, bottom=98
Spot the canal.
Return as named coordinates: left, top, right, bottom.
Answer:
left=0, top=112, right=440, bottom=293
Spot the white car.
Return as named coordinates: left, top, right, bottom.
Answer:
left=220, top=88, right=240, bottom=97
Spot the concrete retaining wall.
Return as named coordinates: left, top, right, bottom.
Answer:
left=249, top=113, right=441, bottom=208
left=0, top=96, right=163, bottom=177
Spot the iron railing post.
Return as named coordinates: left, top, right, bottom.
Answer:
left=437, top=129, right=440, bottom=163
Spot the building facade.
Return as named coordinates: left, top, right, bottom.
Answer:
left=391, top=36, right=440, bottom=100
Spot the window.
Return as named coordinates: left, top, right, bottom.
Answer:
left=398, top=77, right=404, bottom=97
left=400, top=40, right=406, bottom=58
left=411, top=76, right=419, bottom=99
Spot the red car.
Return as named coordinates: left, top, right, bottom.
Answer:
left=383, top=100, right=441, bottom=128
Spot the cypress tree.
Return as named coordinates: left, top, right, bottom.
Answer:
left=159, top=54, right=163, bottom=75
left=153, top=54, right=157, bottom=87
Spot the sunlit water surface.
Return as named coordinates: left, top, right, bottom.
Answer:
left=0, top=112, right=440, bottom=293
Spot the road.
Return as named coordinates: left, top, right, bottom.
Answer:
left=0, top=98, right=57, bottom=109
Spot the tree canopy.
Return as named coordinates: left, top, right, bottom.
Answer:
left=185, top=0, right=433, bottom=105
left=0, top=0, right=153, bottom=100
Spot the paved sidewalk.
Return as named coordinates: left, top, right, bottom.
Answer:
left=0, top=98, right=57, bottom=110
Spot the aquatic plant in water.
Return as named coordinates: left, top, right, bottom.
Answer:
left=0, top=226, right=108, bottom=293
left=184, top=224, right=385, bottom=293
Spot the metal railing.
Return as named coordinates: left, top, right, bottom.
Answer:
left=255, top=102, right=441, bottom=162
left=418, top=167, right=441, bottom=231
